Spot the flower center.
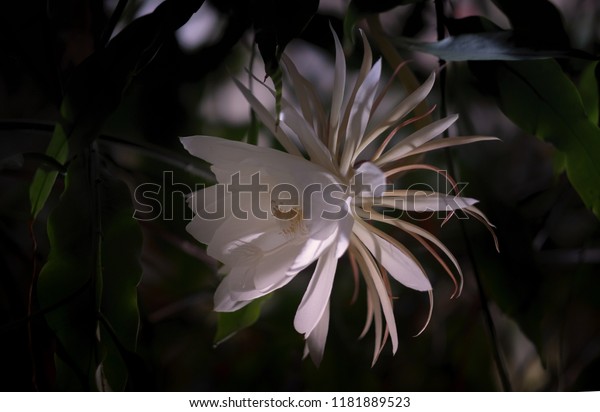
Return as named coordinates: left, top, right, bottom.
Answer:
left=271, top=199, right=307, bottom=237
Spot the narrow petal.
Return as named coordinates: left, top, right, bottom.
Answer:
left=364, top=209, right=464, bottom=296
left=336, top=30, right=373, bottom=160
left=340, top=59, right=382, bottom=174
left=279, top=100, right=334, bottom=169
left=305, top=302, right=330, bottom=366
left=353, top=219, right=431, bottom=291
left=375, top=114, right=459, bottom=166
left=328, top=26, right=346, bottom=154
left=351, top=239, right=399, bottom=356
left=396, top=135, right=501, bottom=160
left=358, top=72, right=437, bottom=156
left=353, top=162, right=387, bottom=197
left=231, top=79, right=303, bottom=157
left=294, top=244, right=338, bottom=334
left=377, top=191, right=479, bottom=212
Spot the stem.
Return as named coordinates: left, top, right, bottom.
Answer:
left=433, top=0, right=512, bottom=391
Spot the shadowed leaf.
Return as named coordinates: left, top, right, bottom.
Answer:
left=28, top=0, right=206, bottom=219
left=214, top=297, right=268, bottom=346
left=472, top=59, right=600, bottom=219
left=37, top=153, right=143, bottom=390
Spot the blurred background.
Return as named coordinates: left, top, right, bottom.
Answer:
left=1, top=0, right=599, bottom=391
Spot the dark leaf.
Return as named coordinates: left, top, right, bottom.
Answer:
left=578, top=62, right=600, bottom=125
left=214, top=297, right=268, bottom=346
left=252, top=0, right=319, bottom=76
left=28, top=0, right=206, bottom=219
left=471, top=59, right=600, bottom=219
left=37, top=152, right=143, bottom=390
left=491, top=0, right=570, bottom=50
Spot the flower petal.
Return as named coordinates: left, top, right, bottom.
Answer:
left=352, top=239, right=398, bottom=357
left=378, top=191, right=479, bottom=212
left=340, top=59, right=382, bottom=173
left=328, top=26, right=346, bottom=155
left=213, top=266, right=257, bottom=311
left=305, top=302, right=330, bottom=366
left=375, top=114, right=458, bottom=166
left=397, top=135, right=500, bottom=160
left=231, top=79, right=303, bottom=157
left=358, top=72, right=436, bottom=156
left=353, top=219, right=431, bottom=291
left=294, top=244, right=338, bottom=334
left=353, top=161, right=387, bottom=197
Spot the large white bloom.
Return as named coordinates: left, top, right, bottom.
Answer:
left=181, top=30, right=497, bottom=365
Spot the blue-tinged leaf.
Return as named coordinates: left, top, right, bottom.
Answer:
left=394, top=32, right=595, bottom=61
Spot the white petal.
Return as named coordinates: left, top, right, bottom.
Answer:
left=305, top=302, right=330, bottom=366
left=375, top=114, right=458, bottom=166
left=352, top=239, right=398, bottom=355
left=395, top=135, right=501, bottom=160
left=294, top=244, right=338, bottom=334
left=185, top=186, right=229, bottom=245
left=358, top=72, right=436, bottom=155
left=185, top=215, right=224, bottom=246
left=340, top=59, right=382, bottom=173
left=353, top=220, right=431, bottom=291
left=328, top=26, right=346, bottom=154
left=213, top=266, right=257, bottom=311
left=333, top=210, right=354, bottom=258
left=353, top=161, right=387, bottom=197
left=252, top=239, right=307, bottom=290
left=280, top=100, right=333, bottom=168
left=181, top=135, right=300, bottom=172
left=207, top=214, right=278, bottom=265
left=378, top=191, right=479, bottom=212
left=230, top=80, right=303, bottom=157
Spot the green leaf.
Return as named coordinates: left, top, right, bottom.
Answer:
left=29, top=122, right=69, bottom=219
left=394, top=32, right=594, bottom=61
left=37, top=154, right=100, bottom=390
left=37, top=152, right=143, bottom=390
left=578, top=62, right=600, bottom=125
left=97, top=169, right=143, bottom=391
left=214, top=297, right=268, bottom=346
left=472, top=60, right=600, bottom=219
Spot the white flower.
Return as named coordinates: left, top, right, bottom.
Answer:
left=181, top=30, right=497, bottom=365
